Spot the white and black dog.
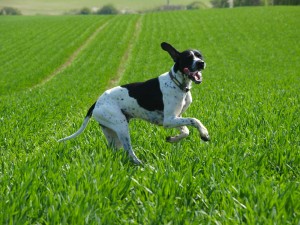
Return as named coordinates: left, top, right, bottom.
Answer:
left=58, top=42, right=210, bottom=164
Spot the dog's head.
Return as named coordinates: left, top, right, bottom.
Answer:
left=161, top=42, right=205, bottom=84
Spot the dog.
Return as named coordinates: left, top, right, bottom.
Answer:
left=58, top=42, right=210, bottom=164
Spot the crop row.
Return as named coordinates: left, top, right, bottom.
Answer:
left=0, top=16, right=111, bottom=95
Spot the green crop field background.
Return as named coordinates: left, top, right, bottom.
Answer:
left=0, top=7, right=299, bottom=224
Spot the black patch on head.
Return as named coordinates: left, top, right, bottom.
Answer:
left=192, top=50, right=203, bottom=60
left=161, top=42, right=204, bottom=73
left=174, top=50, right=203, bottom=73
left=174, top=50, right=194, bottom=73
left=121, top=78, right=164, bottom=111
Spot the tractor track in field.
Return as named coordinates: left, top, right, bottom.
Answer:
left=31, top=20, right=110, bottom=90
left=108, top=15, right=143, bottom=88
left=32, top=15, right=142, bottom=90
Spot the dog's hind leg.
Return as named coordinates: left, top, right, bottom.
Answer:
left=166, top=126, right=189, bottom=143
left=110, top=118, right=142, bottom=165
left=115, top=127, right=142, bottom=165
left=94, top=107, right=142, bottom=165
left=101, top=125, right=122, bottom=150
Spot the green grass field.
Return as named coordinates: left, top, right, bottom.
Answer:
left=0, top=0, right=212, bottom=15
left=0, top=6, right=299, bottom=224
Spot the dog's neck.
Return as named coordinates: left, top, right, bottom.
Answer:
left=169, top=66, right=192, bottom=92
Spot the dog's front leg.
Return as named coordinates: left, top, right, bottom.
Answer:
left=166, top=93, right=194, bottom=143
left=164, top=117, right=210, bottom=142
left=166, top=126, right=189, bottom=143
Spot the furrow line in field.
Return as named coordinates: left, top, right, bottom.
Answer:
left=31, top=20, right=110, bottom=90
left=108, top=15, right=143, bottom=87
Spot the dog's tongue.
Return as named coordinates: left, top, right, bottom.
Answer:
left=183, top=68, right=202, bottom=84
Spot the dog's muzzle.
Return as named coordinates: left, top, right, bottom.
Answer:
left=183, top=67, right=203, bottom=84
left=195, top=60, right=205, bottom=70
left=183, top=59, right=205, bottom=84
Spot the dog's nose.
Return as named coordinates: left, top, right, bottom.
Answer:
left=196, top=61, right=205, bottom=70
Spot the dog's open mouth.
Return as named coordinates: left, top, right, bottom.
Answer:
left=183, top=68, right=202, bottom=84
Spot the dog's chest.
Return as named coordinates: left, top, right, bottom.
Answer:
left=159, top=73, right=191, bottom=114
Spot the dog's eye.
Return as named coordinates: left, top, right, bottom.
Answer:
left=194, top=52, right=202, bottom=58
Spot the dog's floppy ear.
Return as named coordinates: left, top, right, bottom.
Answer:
left=161, top=42, right=180, bottom=62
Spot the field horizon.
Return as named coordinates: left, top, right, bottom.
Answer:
left=0, top=6, right=299, bottom=224
left=0, top=0, right=212, bottom=15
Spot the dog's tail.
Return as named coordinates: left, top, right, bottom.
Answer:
left=58, top=102, right=96, bottom=142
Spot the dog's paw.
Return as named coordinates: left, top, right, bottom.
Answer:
left=166, top=136, right=172, bottom=142
left=166, top=136, right=178, bottom=143
left=132, top=157, right=143, bottom=165
left=200, top=134, right=210, bottom=142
